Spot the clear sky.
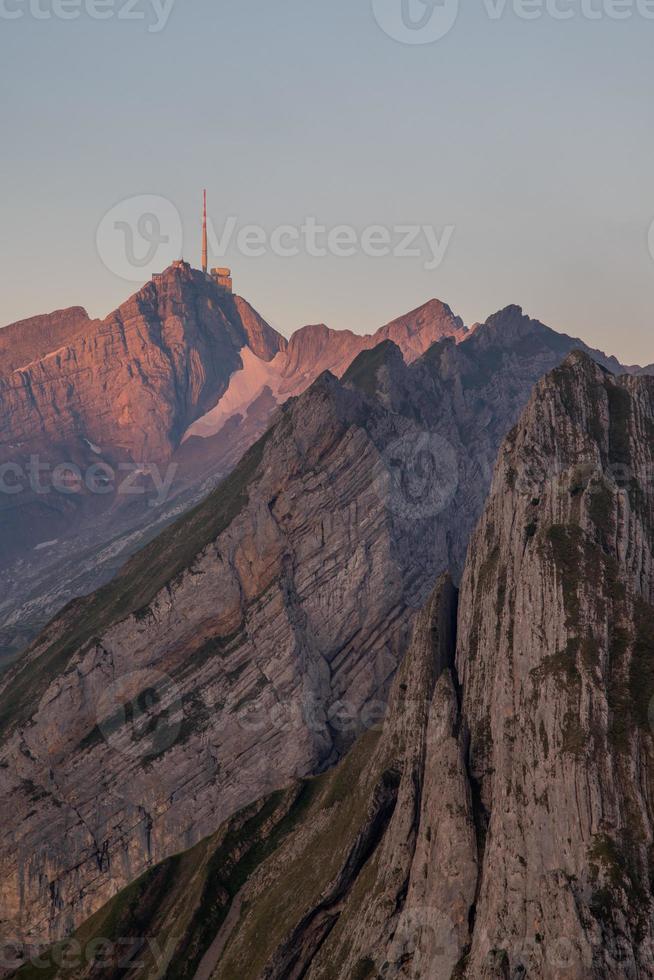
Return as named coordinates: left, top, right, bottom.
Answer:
left=1, top=0, right=653, bottom=363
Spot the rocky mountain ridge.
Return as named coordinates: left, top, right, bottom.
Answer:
left=13, top=351, right=654, bottom=978
left=0, top=296, right=650, bottom=956
left=0, top=275, right=466, bottom=664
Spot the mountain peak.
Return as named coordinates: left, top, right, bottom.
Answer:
left=559, top=346, right=611, bottom=375
left=375, top=298, right=467, bottom=362
left=483, top=304, right=526, bottom=331
left=0, top=306, right=94, bottom=375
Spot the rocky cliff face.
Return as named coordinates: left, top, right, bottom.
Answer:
left=1, top=280, right=633, bottom=672
left=6, top=352, right=654, bottom=978
left=180, top=298, right=468, bottom=449
left=0, top=307, right=97, bottom=377
left=0, top=287, right=465, bottom=665
left=0, top=374, right=414, bottom=947
left=0, top=262, right=279, bottom=468
left=0, top=265, right=285, bottom=662
left=374, top=297, right=467, bottom=362
left=277, top=298, right=467, bottom=391
left=4, top=575, right=467, bottom=980
left=455, top=351, right=654, bottom=977
left=0, top=300, right=646, bottom=954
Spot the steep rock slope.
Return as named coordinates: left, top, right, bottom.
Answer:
left=181, top=298, right=466, bottom=441
left=0, top=315, right=645, bottom=952
left=455, top=351, right=654, bottom=977
left=7, top=352, right=654, bottom=978
left=0, top=290, right=463, bottom=664
left=0, top=374, right=415, bottom=947
left=375, top=297, right=467, bottom=362
left=281, top=298, right=467, bottom=383
left=0, top=288, right=632, bottom=667
left=0, top=266, right=285, bottom=661
left=7, top=576, right=472, bottom=980
left=0, top=307, right=97, bottom=377
left=0, top=262, right=282, bottom=467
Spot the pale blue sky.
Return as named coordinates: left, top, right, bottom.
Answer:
left=1, top=0, right=653, bottom=362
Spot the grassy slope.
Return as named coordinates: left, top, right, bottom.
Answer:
left=11, top=727, right=385, bottom=980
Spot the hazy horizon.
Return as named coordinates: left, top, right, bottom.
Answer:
left=2, top=0, right=653, bottom=362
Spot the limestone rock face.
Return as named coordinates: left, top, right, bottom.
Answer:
left=374, top=297, right=467, bottom=362
left=0, top=375, right=412, bottom=946
left=0, top=306, right=650, bottom=960
left=0, top=576, right=474, bottom=980
left=0, top=307, right=96, bottom=376
left=0, top=288, right=465, bottom=663
left=231, top=295, right=288, bottom=362
left=5, top=353, right=654, bottom=979
left=1, top=286, right=633, bottom=669
left=208, top=353, right=654, bottom=978
left=0, top=262, right=267, bottom=466
left=0, top=266, right=286, bottom=662
left=296, top=576, right=478, bottom=980
left=456, top=351, right=654, bottom=977
left=278, top=298, right=467, bottom=392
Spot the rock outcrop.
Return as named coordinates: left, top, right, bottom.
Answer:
left=5, top=352, right=654, bottom=978
left=4, top=575, right=470, bottom=980
left=0, top=305, right=642, bottom=940
left=0, top=285, right=466, bottom=664
left=0, top=373, right=414, bottom=946
left=1, top=276, right=637, bottom=673
left=0, top=307, right=97, bottom=377
left=276, top=298, right=467, bottom=392
left=455, top=351, right=654, bottom=977
left=0, top=310, right=644, bottom=949
left=0, top=262, right=277, bottom=468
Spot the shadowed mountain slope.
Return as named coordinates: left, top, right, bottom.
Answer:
left=18, top=352, right=654, bottom=978
left=0, top=300, right=649, bottom=950
left=0, top=281, right=466, bottom=664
